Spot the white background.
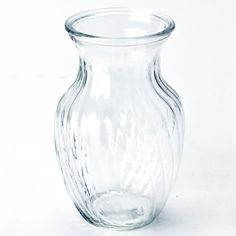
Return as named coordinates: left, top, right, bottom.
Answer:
left=0, top=0, right=236, bottom=235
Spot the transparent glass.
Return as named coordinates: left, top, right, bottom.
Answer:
left=55, top=8, right=184, bottom=230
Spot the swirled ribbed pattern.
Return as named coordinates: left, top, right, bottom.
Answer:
left=55, top=48, right=184, bottom=230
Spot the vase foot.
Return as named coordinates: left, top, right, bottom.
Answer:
left=89, top=191, right=155, bottom=230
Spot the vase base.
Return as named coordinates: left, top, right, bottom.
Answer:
left=89, top=191, right=155, bottom=230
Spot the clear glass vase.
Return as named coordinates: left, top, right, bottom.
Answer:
left=55, top=8, right=184, bottom=230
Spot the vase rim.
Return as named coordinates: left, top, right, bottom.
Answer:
left=65, top=7, right=175, bottom=46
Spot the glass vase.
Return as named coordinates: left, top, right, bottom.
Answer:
left=54, top=8, right=184, bottom=230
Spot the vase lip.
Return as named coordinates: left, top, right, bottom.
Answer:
left=65, top=7, right=175, bottom=46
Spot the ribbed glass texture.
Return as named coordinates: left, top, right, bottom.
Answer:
left=55, top=8, right=184, bottom=230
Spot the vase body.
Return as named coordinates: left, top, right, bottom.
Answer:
left=55, top=8, right=184, bottom=230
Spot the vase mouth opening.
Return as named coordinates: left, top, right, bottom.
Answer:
left=65, top=8, right=175, bottom=46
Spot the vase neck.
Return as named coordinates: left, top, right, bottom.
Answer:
left=75, top=43, right=163, bottom=83
left=73, top=43, right=165, bottom=101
